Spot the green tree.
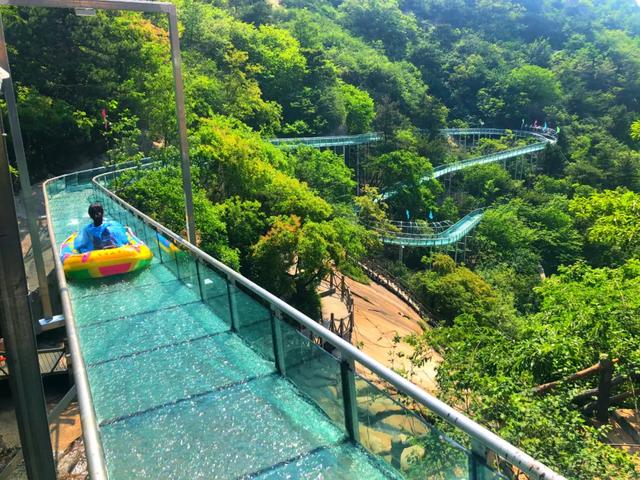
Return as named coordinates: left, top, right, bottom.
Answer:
left=473, top=204, right=539, bottom=273
left=570, top=188, right=640, bottom=265
left=632, top=119, right=640, bottom=142
left=13, top=85, right=93, bottom=179
left=461, top=164, right=516, bottom=204
left=250, top=215, right=351, bottom=316
left=289, top=146, right=356, bottom=204
left=366, top=150, right=440, bottom=219
left=410, top=254, right=512, bottom=325
left=338, top=0, right=418, bottom=60
left=340, top=83, right=375, bottom=133
left=501, top=65, right=563, bottom=122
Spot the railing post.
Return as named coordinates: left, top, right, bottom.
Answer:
left=468, top=438, right=489, bottom=480
left=226, top=277, right=240, bottom=332
left=194, top=260, right=205, bottom=301
left=340, top=358, right=360, bottom=442
left=596, top=354, right=613, bottom=423
left=270, top=309, right=286, bottom=376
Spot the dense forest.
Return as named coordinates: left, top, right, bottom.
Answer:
left=4, top=1, right=640, bottom=478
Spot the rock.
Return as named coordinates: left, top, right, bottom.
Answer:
left=400, top=444, right=426, bottom=471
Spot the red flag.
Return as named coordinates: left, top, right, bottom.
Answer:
left=101, top=108, right=109, bottom=130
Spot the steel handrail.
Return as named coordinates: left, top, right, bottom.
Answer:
left=92, top=167, right=565, bottom=480
left=42, top=175, right=108, bottom=480
left=373, top=208, right=485, bottom=241
left=269, top=132, right=383, bottom=146
left=432, top=141, right=549, bottom=179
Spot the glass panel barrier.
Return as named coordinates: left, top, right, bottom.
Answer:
left=280, top=313, right=346, bottom=431
left=176, top=247, right=200, bottom=296
left=476, top=461, right=509, bottom=480
left=65, top=172, right=79, bottom=188
left=355, top=372, right=470, bottom=479
left=232, top=281, right=274, bottom=362
left=78, top=168, right=100, bottom=184
left=157, top=234, right=179, bottom=277
left=197, top=261, right=232, bottom=327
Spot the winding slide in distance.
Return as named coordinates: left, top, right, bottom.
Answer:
left=272, top=128, right=557, bottom=248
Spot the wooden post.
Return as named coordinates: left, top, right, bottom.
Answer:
left=596, top=355, right=613, bottom=423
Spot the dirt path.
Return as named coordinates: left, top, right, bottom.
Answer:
left=345, top=278, right=441, bottom=394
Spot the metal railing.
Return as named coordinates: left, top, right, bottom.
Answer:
left=85, top=164, right=565, bottom=480
left=432, top=142, right=549, bottom=179
left=43, top=172, right=109, bottom=480
left=269, top=132, right=383, bottom=148
left=441, top=127, right=557, bottom=143
left=373, top=209, right=486, bottom=247
left=359, top=260, right=432, bottom=322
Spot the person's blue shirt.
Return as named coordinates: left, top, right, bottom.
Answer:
left=74, top=220, right=129, bottom=253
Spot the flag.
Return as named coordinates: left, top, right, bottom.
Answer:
left=101, top=108, right=109, bottom=131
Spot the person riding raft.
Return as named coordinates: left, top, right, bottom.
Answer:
left=74, top=203, right=129, bottom=253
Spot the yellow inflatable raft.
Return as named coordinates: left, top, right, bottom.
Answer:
left=60, top=228, right=153, bottom=280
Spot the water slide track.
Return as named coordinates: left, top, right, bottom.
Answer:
left=272, top=128, right=557, bottom=247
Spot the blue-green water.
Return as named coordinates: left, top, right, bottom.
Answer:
left=47, top=183, right=401, bottom=479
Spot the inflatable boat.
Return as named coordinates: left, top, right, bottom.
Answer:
left=60, top=227, right=153, bottom=280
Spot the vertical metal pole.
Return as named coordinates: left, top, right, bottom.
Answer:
left=167, top=8, right=196, bottom=245
left=356, top=144, right=360, bottom=196
left=469, top=439, right=488, bottom=480
left=0, top=97, right=56, bottom=480
left=270, top=309, right=286, bottom=375
left=0, top=16, right=53, bottom=319
left=340, top=359, right=360, bottom=442
left=226, top=277, right=240, bottom=332
left=194, top=260, right=205, bottom=301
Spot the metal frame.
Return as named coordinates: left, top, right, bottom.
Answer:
left=85, top=165, right=565, bottom=480
left=0, top=16, right=53, bottom=319
left=0, top=0, right=197, bottom=246
left=0, top=75, right=56, bottom=479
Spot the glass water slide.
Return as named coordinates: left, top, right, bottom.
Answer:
left=43, top=166, right=563, bottom=480
left=270, top=128, right=556, bottom=248
left=378, top=129, right=557, bottom=247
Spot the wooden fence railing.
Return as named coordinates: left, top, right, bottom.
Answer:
left=359, top=260, right=433, bottom=324
left=0, top=346, right=68, bottom=379
left=318, top=271, right=355, bottom=344
left=533, top=355, right=638, bottom=423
